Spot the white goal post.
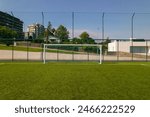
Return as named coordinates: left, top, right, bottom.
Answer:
left=43, top=44, right=102, bottom=64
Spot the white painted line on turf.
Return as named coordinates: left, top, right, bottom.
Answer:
left=7, top=63, right=42, bottom=65
left=0, top=63, right=42, bottom=65
left=104, top=64, right=140, bottom=66
left=140, top=64, right=150, bottom=67
left=0, top=63, right=5, bottom=65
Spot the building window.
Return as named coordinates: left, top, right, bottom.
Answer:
left=130, top=46, right=148, bottom=53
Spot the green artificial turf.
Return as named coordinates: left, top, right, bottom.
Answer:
left=0, top=62, right=150, bottom=100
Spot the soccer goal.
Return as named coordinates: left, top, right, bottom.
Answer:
left=43, top=44, right=102, bottom=64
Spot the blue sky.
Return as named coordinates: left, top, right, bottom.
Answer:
left=1, top=0, right=150, bottom=39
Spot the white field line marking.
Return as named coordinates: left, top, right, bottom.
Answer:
left=6, top=63, right=42, bottom=65
left=0, top=63, right=42, bottom=65
left=140, top=64, right=150, bottom=67
left=0, top=62, right=147, bottom=66
left=0, top=63, right=5, bottom=65
left=103, top=64, right=140, bottom=66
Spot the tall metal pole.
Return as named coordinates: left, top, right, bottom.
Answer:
left=146, top=40, right=148, bottom=61
left=72, top=12, right=74, bottom=39
left=131, top=13, right=135, bottom=40
left=44, top=44, right=46, bottom=64
left=117, top=40, right=119, bottom=61
left=131, top=13, right=135, bottom=61
left=27, top=39, right=29, bottom=61
left=23, top=22, right=26, bottom=41
left=102, top=12, right=105, bottom=61
left=102, top=12, right=105, bottom=41
left=42, top=12, right=44, bottom=26
left=11, top=11, right=14, bottom=62
left=41, top=12, right=44, bottom=61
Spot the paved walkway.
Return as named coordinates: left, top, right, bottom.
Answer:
left=0, top=50, right=147, bottom=61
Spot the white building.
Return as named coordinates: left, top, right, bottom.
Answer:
left=44, top=36, right=60, bottom=43
left=27, top=23, right=45, bottom=39
left=108, top=40, right=150, bottom=54
left=24, top=32, right=35, bottom=39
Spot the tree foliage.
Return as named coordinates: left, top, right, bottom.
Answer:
left=55, top=25, right=69, bottom=43
left=79, top=32, right=90, bottom=39
left=44, top=21, right=55, bottom=43
left=101, top=37, right=111, bottom=54
left=47, top=21, right=52, bottom=32
left=0, top=26, right=18, bottom=39
left=76, top=32, right=95, bottom=44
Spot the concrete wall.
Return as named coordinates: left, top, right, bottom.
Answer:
left=108, top=40, right=150, bottom=53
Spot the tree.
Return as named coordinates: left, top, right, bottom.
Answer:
left=51, top=28, right=56, bottom=35
left=44, top=29, right=49, bottom=43
left=72, top=38, right=82, bottom=44
left=47, top=21, right=52, bottom=32
left=55, top=25, right=69, bottom=43
left=101, top=37, right=111, bottom=54
left=79, top=32, right=89, bottom=39
left=0, top=26, right=18, bottom=38
left=44, top=21, right=53, bottom=43
left=79, top=32, right=95, bottom=44
left=0, top=26, right=18, bottom=46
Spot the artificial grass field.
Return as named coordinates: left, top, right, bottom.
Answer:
left=0, top=62, right=150, bottom=100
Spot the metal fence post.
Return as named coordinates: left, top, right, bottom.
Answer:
left=12, top=40, right=14, bottom=61
left=117, top=40, right=119, bottom=61
left=42, top=12, right=44, bottom=26
left=57, top=46, right=59, bottom=61
left=72, top=47, right=74, bottom=61
left=87, top=51, right=89, bottom=61
left=131, top=13, right=135, bottom=61
left=146, top=40, right=148, bottom=62
left=102, top=12, right=105, bottom=42
left=72, top=12, right=74, bottom=39
left=11, top=11, right=14, bottom=62
left=131, top=41, right=133, bottom=61
left=27, top=40, right=29, bottom=61
left=43, top=44, right=46, bottom=64
left=41, top=43, right=44, bottom=62
left=102, top=12, right=105, bottom=61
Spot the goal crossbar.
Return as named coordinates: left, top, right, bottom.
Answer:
left=43, top=44, right=102, bottom=64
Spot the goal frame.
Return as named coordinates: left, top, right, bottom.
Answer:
left=43, top=44, right=102, bottom=64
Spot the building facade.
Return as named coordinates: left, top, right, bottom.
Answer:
left=26, top=23, right=45, bottom=39
left=108, top=40, right=150, bottom=54
left=0, top=11, right=23, bottom=38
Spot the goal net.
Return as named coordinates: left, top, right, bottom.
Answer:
left=43, top=44, right=102, bottom=64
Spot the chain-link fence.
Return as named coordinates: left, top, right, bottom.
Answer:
left=1, top=11, right=150, bottom=62
left=0, top=39, right=150, bottom=62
